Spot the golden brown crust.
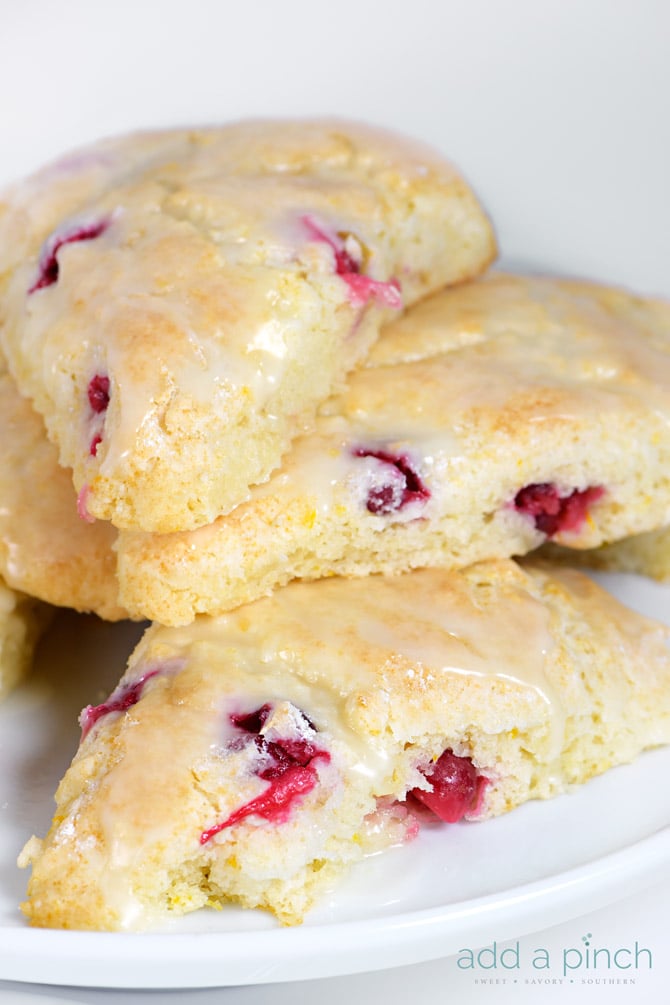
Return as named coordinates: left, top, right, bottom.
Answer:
left=118, top=272, right=670, bottom=625
left=0, top=353, right=124, bottom=619
left=19, top=560, right=670, bottom=929
left=0, top=120, right=495, bottom=532
left=0, top=578, right=50, bottom=700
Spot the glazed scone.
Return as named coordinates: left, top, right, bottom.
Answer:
left=0, top=578, right=49, bottom=700
left=0, top=352, right=124, bottom=619
left=0, top=119, right=496, bottom=533
left=19, top=560, right=670, bottom=930
left=117, top=272, right=670, bottom=626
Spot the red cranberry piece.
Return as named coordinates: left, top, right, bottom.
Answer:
left=28, top=218, right=110, bottom=294
left=410, top=749, right=486, bottom=823
left=558, top=486, right=605, bottom=531
left=230, top=702, right=316, bottom=736
left=302, top=215, right=361, bottom=274
left=354, top=448, right=430, bottom=515
left=343, top=273, right=402, bottom=309
left=86, top=374, right=110, bottom=457
left=301, top=215, right=402, bottom=310
left=260, top=737, right=323, bottom=778
left=87, top=374, right=110, bottom=414
left=200, top=762, right=322, bottom=843
left=514, top=483, right=604, bottom=537
left=230, top=703, right=273, bottom=734
left=200, top=702, right=330, bottom=843
left=79, top=668, right=161, bottom=739
left=333, top=244, right=360, bottom=276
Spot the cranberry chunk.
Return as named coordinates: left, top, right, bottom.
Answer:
left=230, top=703, right=273, bottom=734
left=80, top=668, right=161, bottom=739
left=514, top=483, right=604, bottom=537
left=343, top=272, right=402, bottom=308
left=301, top=214, right=402, bottom=309
left=259, top=735, right=323, bottom=777
left=28, top=218, right=110, bottom=294
left=332, top=241, right=359, bottom=277
left=410, top=749, right=486, bottom=823
left=200, top=702, right=330, bottom=843
left=354, top=447, right=430, bottom=515
left=200, top=764, right=321, bottom=842
left=87, top=374, right=110, bottom=414
left=302, top=215, right=362, bottom=274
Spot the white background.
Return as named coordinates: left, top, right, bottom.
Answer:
left=0, top=1, right=669, bottom=1002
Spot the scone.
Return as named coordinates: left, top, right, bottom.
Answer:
left=0, top=578, right=49, bottom=700
left=19, top=560, right=670, bottom=930
left=117, top=272, right=670, bottom=626
left=0, top=119, right=495, bottom=533
left=0, top=352, right=124, bottom=619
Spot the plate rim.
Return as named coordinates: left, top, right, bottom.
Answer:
left=1, top=823, right=668, bottom=989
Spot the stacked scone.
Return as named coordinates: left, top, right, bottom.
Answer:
left=1, top=119, right=669, bottom=931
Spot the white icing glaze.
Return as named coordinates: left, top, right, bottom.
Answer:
left=115, top=566, right=560, bottom=808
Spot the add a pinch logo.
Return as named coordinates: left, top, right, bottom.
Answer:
left=456, top=932, right=654, bottom=983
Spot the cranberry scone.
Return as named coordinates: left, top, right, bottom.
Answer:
left=19, top=559, right=670, bottom=930
left=0, top=119, right=495, bottom=533
left=118, top=272, right=670, bottom=626
left=0, top=352, right=124, bottom=619
left=0, top=578, right=49, bottom=700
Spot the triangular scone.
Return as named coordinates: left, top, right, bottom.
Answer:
left=19, top=560, right=670, bottom=930
left=0, top=578, right=49, bottom=700
left=0, top=119, right=495, bottom=533
left=117, top=272, right=670, bottom=626
left=0, top=353, right=125, bottom=620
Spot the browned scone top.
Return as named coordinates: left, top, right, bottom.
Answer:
left=117, top=272, right=670, bottom=625
left=19, top=559, right=670, bottom=930
left=0, top=119, right=495, bottom=533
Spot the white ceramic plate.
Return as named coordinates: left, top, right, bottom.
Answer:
left=0, top=572, right=668, bottom=989
left=0, top=995, right=86, bottom=1005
